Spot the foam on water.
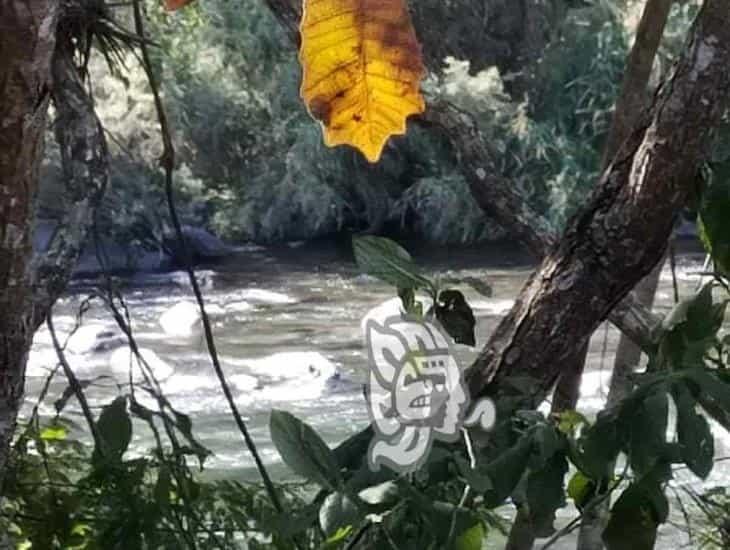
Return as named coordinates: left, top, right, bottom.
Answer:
left=235, top=289, right=296, bottom=305
left=109, top=347, right=174, bottom=382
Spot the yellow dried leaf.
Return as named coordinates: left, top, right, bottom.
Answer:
left=299, top=0, right=426, bottom=163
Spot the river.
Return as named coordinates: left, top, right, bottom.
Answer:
left=23, top=241, right=728, bottom=548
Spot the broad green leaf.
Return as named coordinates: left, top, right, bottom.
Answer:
left=531, top=424, right=564, bottom=468
left=602, top=477, right=668, bottom=550
left=94, top=396, right=132, bottom=463
left=455, top=522, right=485, bottom=550
left=567, top=471, right=595, bottom=510
left=481, top=436, right=533, bottom=507
left=683, top=368, right=730, bottom=414
left=575, top=411, right=622, bottom=480
left=270, top=409, right=343, bottom=490
left=319, top=492, right=361, bottom=537
left=172, top=409, right=211, bottom=466
left=674, top=382, right=714, bottom=479
left=629, top=390, right=668, bottom=477
left=435, top=289, right=476, bottom=346
left=352, top=236, right=433, bottom=291
left=698, top=174, right=730, bottom=274
left=658, top=285, right=726, bottom=370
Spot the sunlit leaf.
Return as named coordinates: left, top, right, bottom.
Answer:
left=353, top=235, right=433, bottom=291
left=319, top=492, right=361, bottom=536
left=299, top=0, right=426, bottom=162
left=40, top=425, right=68, bottom=441
left=455, top=522, right=485, bottom=550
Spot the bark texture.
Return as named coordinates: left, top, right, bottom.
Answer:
left=0, top=0, right=58, bottom=481
left=31, top=19, right=110, bottom=322
left=467, top=0, right=730, bottom=406
left=423, top=101, right=661, bottom=351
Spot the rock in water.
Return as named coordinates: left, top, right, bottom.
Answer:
left=164, top=225, right=233, bottom=263
left=159, top=301, right=201, bottom=338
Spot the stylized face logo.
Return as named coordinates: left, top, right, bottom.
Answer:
left=363, top=307, right=479, bottom=472
left=394, top=352, right=450, bottom=425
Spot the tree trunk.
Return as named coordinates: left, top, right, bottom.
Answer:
left=0, top=0, right=59, bottom=483
left=467, top=0, right=730, bottom=408
left=573, top=2, right=673, bottom=546
left=31, top=21, right=110, bottom=322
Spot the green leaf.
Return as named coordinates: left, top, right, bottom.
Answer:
left=323, top=525, right=354, bottom=547
left=526, top=452, right=568, bottom=536
left=94, top=396, right=132, bottom=464
left=575, top=411, right=622, bottom=480
left=435, top=289, right=476, bottom=346
left=658, top=285, right=726, bottom=370
left=319, top=492, right=361, bottom=536
left=270, top=409, right=342, bottom=490
left=698, top=174, right=730, bottom=274
left=531, top=424, right=564, bottom=467
left=481, top=436, right=533, bottom=507
left=397, top=286, right=423, bottom=316
left=602, top=477, right=668, bottom=550
left=555, top=410, right=589, bottom=436
left=353, top=236, right=433, bottom=291
left=567, top=471, right=595, bottom=510
left=455, top=521, right=485, bottom=550
left=629, top=390, right=668, bottom=477
left=171, top=409, right=211, bottom=466
left=674, top=382, right=714, bottom=479
left=40, top=424, right=68, bottom=441
left=683, top=368, right=730, bottom=414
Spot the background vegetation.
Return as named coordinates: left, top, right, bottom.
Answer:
left=37, top=0, right=701, bottom=247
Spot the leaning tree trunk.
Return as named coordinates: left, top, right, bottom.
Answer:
left=0, top=0, right=59, bottom=484
left=467, top=0, right=730, bottom=408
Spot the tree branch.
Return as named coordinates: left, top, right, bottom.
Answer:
left=467, top=0, right=730, bottom=403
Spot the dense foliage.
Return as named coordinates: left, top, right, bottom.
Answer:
left=38, top=0, right=662, bottom=246
left=15, top=1, right=730, bottom=550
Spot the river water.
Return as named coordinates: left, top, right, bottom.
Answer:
left=23, top=241, right=729, bottom=548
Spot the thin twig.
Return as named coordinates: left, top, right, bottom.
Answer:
left=129, top=0, right=285, bottom=523
left=47, top=312, right=103, bottom=451
left=446, top=428, right=477, bottom=548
